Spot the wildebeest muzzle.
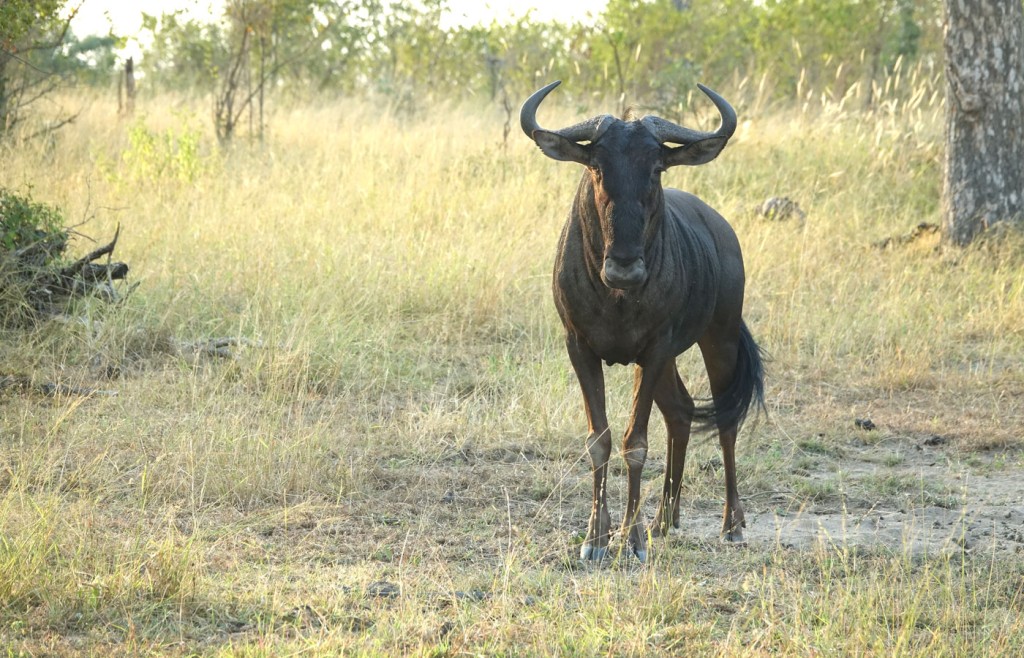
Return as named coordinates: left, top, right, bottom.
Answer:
left=602, top=256, right=647, bottom=289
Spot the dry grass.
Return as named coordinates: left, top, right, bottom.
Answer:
left=0, top=73, right=1022, bottom=655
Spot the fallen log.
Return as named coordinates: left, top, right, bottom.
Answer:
left=0, top=373, right=118, bottom=398
left=4, top=224, right=132, bottom=320
left=52, top=224, right=129, bottom=296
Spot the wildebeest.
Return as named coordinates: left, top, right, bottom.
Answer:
left=521, top=81, right=765, bottom=562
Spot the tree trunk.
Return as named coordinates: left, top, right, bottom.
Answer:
left=942, top=0, right=1024, bottom=245
left=122, top=57, right=135, bottom=116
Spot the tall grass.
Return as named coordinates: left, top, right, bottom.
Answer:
left=0, top=68, right=1021, bottom=654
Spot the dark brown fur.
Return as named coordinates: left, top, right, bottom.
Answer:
left=522, top=82, right=765, bottom=561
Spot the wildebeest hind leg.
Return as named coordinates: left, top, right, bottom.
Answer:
left=700, top=333, right=746, bottom=543
left=650, top=362, right=694, bottom=538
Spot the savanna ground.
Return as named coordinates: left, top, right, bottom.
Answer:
left=1, top=70, right=1023, bottom=656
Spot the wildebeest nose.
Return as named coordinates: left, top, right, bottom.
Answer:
left=602, top=256, right=647, bottom=289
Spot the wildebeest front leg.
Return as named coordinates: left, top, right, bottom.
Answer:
left=651, top=363, right=694, bottom=538
left=621, top=361, right=665, bottom=563
left=566, top=334, right=612, bottom=560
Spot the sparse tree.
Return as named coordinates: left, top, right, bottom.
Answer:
left=1, top=1, right=116, bottom=137
left=0, top=0, right=72, bottom=136
left=942, top=0, right=1024, bottom=245
left=211, top=0, right=373, bottom=143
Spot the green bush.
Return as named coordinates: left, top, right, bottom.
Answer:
left=120, top=117, right=207, bottom=184
left=0, top=188, right=67, bottom=258
left=0, top=188, right=70, bottom=325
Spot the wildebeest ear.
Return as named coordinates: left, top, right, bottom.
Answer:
left=662, top=135, right=729, bottom=167
left=532, top=130, right=592, bottom=165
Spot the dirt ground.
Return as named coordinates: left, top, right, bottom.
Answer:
left=350, top=425, right=1024, bottom=575
left=686, top=435, right=1024, bottom=557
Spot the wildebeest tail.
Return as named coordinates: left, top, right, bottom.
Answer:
left=692, top=320, right=766, bottom=431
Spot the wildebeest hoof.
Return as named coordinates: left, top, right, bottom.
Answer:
left=650, top=514, right=681, bottom=538
left=580, top=543, right=609, bottom=561
left=721, top=530, right=746, bottom=544
left=631, top=547, right=648, bottom=564
left=649, top=521, right=673, bottom=539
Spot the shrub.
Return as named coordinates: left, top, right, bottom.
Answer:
left=0, top=187, right=68, bottom=264
left=0, top=188, right=127, bottom=326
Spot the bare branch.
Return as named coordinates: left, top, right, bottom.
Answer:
left=60, top=223, right=121, bottom=280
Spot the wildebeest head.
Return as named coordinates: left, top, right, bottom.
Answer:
left=521, top=81, right=737, bottom=289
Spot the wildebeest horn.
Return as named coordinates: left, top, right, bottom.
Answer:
left=521, top=80, right=615, bottom=143
left=641, top=84, right=737, bottom=146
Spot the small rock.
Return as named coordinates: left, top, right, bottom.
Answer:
left=283, top=605, right=322, bottom=628
left=455, top=589, right=488, bottom=602
left=366, top=580, right=400, bottom=599
left=346, top=616, right=373, bottom=632
left=923, top=435, right=946, bottom=446
left=441, top=490, right=455, bottom=504
left=701, top=457, right=723, bottom=473
left=437, top=620, right=455, bottom=640
left=873, top=222, right=940, bottom=249
left=756, top=196, right=807, bottom=223
left=854, top=418, right=876, bottom=431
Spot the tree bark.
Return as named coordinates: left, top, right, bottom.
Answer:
left=121, top=57, right=135, bottom=116
left=942, top=0, right=1024, bottom=245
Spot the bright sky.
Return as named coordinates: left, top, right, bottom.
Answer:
left=445, top=0, right=607, bottom=27
left=69, top=0, right=609, bottom=41
left=68, top=0, right=218, bottom=60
